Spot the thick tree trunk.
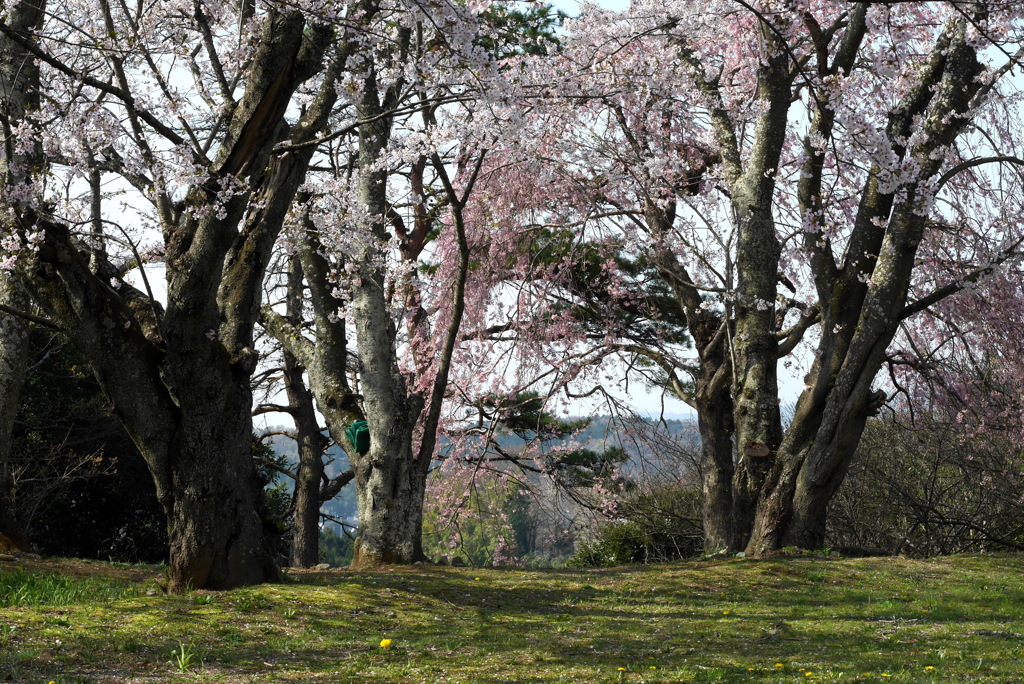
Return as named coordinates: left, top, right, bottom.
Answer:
left=783, top=438, right=861, bottom=549
left=728, top=197, right=784, bottom=549
left=10, top=9, right=335, bottom=588
left=743, top=18, right=982, bottom=557
left=347, top=205, right=428, bottom=565
left=0, top=0, right=46, bottom=554
left=0, top=277, right=31, bottom=552
left=694, top=367, right=735, bottom=554
left=346, top=60, right=430, bottom=567
left=724, top=28, right=792, bottom=550
left=350, top=416, right=428, bottom=566
left=164, top=408, right=279, bottom=591
left=142, top=295, right=282, bottom=591
left=745, top=385, right=876, bottom=556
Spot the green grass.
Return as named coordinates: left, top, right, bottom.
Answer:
left=0, top=554, right=1021, bottom=682
left=0, top=568, right=142, bottom=608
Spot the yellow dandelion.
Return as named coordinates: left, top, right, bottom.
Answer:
left=882, top=674, right=892, bottom=678
left=775, top=663, right=785, bottom=668
left=805, top=673, right=813, bottom=678
left=650, top=666, right=657, bottom=670
left=617, top=667, right=627, bottom=672
left=925, top=666, right=935, bottom=671
left=748, top=667, right=755, bottom=671
left=379, top=638, right=393, bottom=648
left=723, top=610, right=731, bottom=615
left=475, top=577, right=481, bottom=581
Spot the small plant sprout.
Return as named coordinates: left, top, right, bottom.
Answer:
left=168, top=641, right=198, bottom=673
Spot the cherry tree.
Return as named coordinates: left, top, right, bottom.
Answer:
left=260, top=0, right=558, bottom=565
left=0, top=0, right=44, bottom=553
left=0, top=0, right=344, bottom=589
left=480, top=0, right=1024, bottom=555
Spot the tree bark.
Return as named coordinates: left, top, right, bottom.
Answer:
left=164, top=401, right=280, bottom=590
left=743, top=16, right=984, bottom=556
left=8, top=8, right=336, bottom=589
left=726, top=23, right=792, bottom=549
left=283, top=255, right=330, bottom=568
left=0, top=0, right=46, bottom=553
left=0, top=275, right=31, bottom=552
left=695, top=373, right=735, bottom=554
left=347, top=107, right=429, bottom=564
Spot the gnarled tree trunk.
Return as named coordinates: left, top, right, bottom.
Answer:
left=742, top=16, right=983, bottom=557
left=5, top=7, right=338, bottom=589
left=0, top=0, right=47, bottom=553
left=0, top=276, right=31, bottom=552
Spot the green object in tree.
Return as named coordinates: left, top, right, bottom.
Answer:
left=345, top=420, right=370, bottom=454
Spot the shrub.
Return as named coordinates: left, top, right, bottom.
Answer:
left=828, top=414, right=1024, bottom=555
left=570, top=484, right=703, bottom=567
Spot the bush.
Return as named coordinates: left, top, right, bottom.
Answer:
left=828, top=414, right=1024, bottom=555
left=570, top=484, right=703, bottom=567
left=569, top=522, right=655, bottom=567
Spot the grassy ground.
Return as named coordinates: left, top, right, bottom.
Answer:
left=0, top=554, right=1021, bottom=683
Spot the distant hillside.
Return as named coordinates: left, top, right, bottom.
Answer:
left=263, top=431, right=357, bottom=533
left=488, top=414, right=701, bottom=475
left=262, top=415, right=701, bottom=531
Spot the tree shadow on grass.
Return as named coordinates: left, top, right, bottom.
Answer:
left=3, top=556, right=1023, bottom=682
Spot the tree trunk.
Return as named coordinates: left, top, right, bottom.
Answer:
left=350, top=415, right=428, bottom=566
left=347, top=199, right=428, bottom=565
left=260, top=231, right=365, bottom=565
left=720, top=26, right=792, bottom=551
left=745, top=385, right=875, bottom=556
left=783, top=437, right=861, bottom=549
left=0, top=277, right=31, bottom=552
left=0, top=0, right=46, bottom=554
left=743, top=17, right=982, bottom=557
left=694, top=366, right=735, bottom=554
left=164, top=410, right=279, bottom=591
left=728, top=196, right=784, bottom=550
left=283, top=255, right=329, bottom=568
left=286, top=357, right=326, bottom=569
left=10, top=8, right=335, bottom=588
left=346, top=61, right=430, bottom=567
